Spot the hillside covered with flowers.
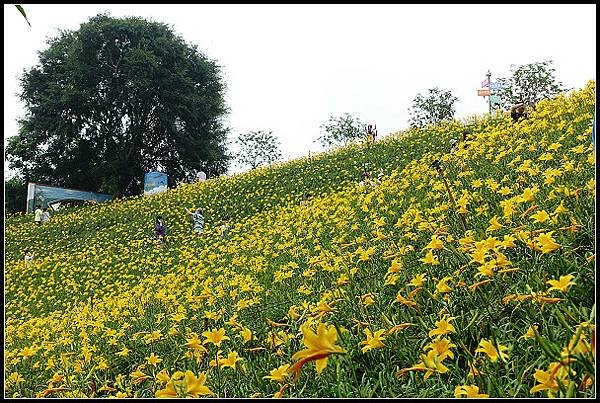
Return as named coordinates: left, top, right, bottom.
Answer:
left=4, top=81, right=595, bottom=398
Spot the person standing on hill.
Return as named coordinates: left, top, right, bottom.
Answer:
left=510, top=103, right=527, bottom=123
left=220, top=216, right=230, bottom=237
left=24, top=249, right=35, bottom=267
left=362, top=165, right=370, bottom=181
left=449, top=138, right=459, bottom=153
left=360, top=165, right=373, bottom=190
left=154, top=216, right=167, bottom=246
left=41, top=207, right=51, bottom=225
left=300, top=193, right=313, bottom=206
left=184, top=207, right=205, bottom=235
left=367, top=124, right=377, bottom=144
left=34, top=205, right=43, bottom=226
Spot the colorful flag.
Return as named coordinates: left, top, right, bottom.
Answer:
left=481, top=78, right=489, bottom=87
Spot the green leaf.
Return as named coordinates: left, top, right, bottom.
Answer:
left=15, top=5, right=31, bottom=27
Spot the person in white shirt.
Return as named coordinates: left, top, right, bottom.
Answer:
left=34, top=205, right=43, bottom=225
left=24, top=249, right=35, bottom=267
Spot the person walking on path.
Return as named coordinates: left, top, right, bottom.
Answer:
left=184, top=207, right=205, bottom=235
left=34, top=205, right=43, bottom=226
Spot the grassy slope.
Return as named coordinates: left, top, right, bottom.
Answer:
left=4, top=81, right=595, bottom=398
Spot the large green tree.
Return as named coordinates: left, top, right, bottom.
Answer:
left=408, top=87, right=458, bottom=128
left=495, top=60, right=565, bottom=108
left=7, top=14, right=230, bottom=196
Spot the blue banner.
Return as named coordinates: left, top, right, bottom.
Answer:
left=144, top=172, right=168, bottom=195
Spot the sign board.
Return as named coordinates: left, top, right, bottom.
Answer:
left=477, top=89, right=490, bottom=97
left=26, top=182, right=112, bottom=212
left=489, top=82, right=502, bottom=90
left=490, top=95, right=502, bottom=107
left=144, top=172, right=168, bottom=196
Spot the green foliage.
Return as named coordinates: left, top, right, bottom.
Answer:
left=15, top=5, right=31, bottom=27
left=318, top=113, right=366, bottom=148
left=409, top=87, right=458, bottom=128
left=496, top=60, right=565, bottom=108
left=6, top=13, right=230, bottom=197
left=236, top=130, right=282, bottom=169
left=4, top=176, right=27, bottom=214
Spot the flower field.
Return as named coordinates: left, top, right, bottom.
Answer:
left=4, top=81, right=596, bottom=398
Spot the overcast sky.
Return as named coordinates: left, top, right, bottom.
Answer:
left=3, top=4, right=597, bottom=176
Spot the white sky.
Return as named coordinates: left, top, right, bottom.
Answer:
left=3, top=4, right=597, bottom=176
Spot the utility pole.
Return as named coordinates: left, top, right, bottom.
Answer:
left=486, top=70, right=492, bottom=115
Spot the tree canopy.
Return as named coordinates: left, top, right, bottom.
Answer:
left=495, top=60, right=565, bottom=109
left=5, top=176, right=27, bottom=214
left=318, top=113, right=366, bottom=148
left=235, top=130, right=282, bottom=170
left=6, top=14, right=230, bottom=196
left=408, top=87, right=458, bottom=128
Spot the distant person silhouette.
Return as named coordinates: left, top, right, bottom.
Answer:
left=184, top=207, right=205, bottom=235
left=510, top=103, right=527, bottom=123
left=24, top=249, right=35, bottom=267
left=154, top=216, right=167, bottom=246
left=41, top=207, right=51, bottom=225
left=34, top=205, right=43, bottom=226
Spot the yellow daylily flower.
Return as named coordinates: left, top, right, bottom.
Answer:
left=475, top=339, right=509, bottom=362
left=530, top=210, right=550, bottom=223
left=202, top=328, right=230, bottom=347
left=546, top=274, right=576, bottom=293
left=263, top=364, right=291, bottom=383
left=420, top=250, right=440, bottom=265
left=359, top=328, right=386, bottom=352
left=454, top=384, right=489, bottom=398
left=289, top=322, right=346, bottom=380
left=146, top=352, right=162, bottom=366
left=428, top=315, right=455, bottom=337
left=535, top=232, right=561, bottom=254
left=409, top=273, right=427, bottom=287
left=184, top=370, right=216, bottom=397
